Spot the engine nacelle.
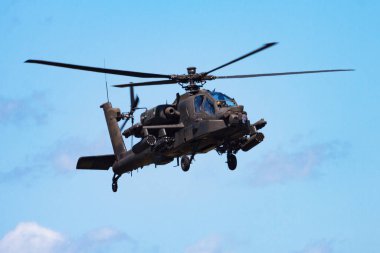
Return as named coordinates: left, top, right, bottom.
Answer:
left=140, top=105, right=180, bottom=126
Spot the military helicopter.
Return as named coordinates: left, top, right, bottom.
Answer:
left=25, top=42, right=353, bottom=192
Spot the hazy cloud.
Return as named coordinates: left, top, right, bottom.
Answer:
left=0, top=222, right=135, bottom=253
left=185, top=235, right=231, bottom=253
left=0, top=164, right=43, bottom=184
left=47, top=137, right=109, bottom=173
left=0, top=136, right=109, bottom=185
left=84, top=227, right=127, bottom=242
left=249, top=141, right=348, bottom=186
left=69, top=226, right=136, bottom=253
left=0, top=92, right=51, bottom=125
left=293, top=240, right=334, bottom=253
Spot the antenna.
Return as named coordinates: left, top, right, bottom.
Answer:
left=104, top=59, right=109, bottom=102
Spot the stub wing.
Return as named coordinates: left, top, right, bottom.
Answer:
left=76, top=155, right=115, bottom=170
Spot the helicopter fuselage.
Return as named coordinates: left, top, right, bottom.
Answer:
left=108, top=89, right=265, bottom=175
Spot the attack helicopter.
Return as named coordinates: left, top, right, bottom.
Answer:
left=25, top=42, right=353, bottom=192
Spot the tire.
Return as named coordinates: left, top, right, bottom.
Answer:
left=181, top=155, right=190, bottom=172
left=112, top=182, right=118, bottom=192
left=227, top=154, right=237, bottom=170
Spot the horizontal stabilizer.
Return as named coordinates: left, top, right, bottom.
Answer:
left=76, top=155, right=115, bottom=170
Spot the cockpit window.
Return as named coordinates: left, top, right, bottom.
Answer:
left=209, top=91, right=237, bottom=107
left=194, top=95, right=204, bottom=113
left=204, top=98, right=215, bottom=115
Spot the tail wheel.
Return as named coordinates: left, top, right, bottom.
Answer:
left=112, top=174, right=120, bottom=192
left=227, top=154, right=237, bottom=170
left=181, top=155, right=190, bottom=172
left=112, top=182, right=118, bottom=192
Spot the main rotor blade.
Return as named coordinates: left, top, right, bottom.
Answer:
left=215, top=69, right=354, bottom=79
left=113, top=79, right=178, bottom=88
left=205, top=42, right=278, bottom=75
left=25, top=59, right=171, bottom=79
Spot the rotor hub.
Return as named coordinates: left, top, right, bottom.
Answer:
left=187, top=67, right=197, bottom=75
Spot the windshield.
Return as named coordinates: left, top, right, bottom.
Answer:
left=194, top=95, right=215, bottom=115
left=194, top=95, right=204, bottom=113
left=209, top=91, right=237, bottom=107
left=204, top=98, right=215, bottom=115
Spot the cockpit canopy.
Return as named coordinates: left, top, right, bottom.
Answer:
left=191, top=90, right=238, bottom=116
left=208, top=90, right=237, bottom=107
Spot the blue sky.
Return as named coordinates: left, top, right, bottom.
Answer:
left=0, top=1, right=379, bottom=253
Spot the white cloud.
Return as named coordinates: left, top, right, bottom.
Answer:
left=0, top=222, right=134, bottom=253
left=0, top=222, right=65, bottom=253
left=249, top=141, right=347, bottom=186
left=184, top=235, right=232, bottom=253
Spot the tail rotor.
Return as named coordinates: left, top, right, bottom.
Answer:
left=120, top=86, right=139, bottom=133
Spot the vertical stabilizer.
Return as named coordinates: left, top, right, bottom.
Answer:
left=101, top=102, right=127, bottom=160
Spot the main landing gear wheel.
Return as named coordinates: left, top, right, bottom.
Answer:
left=181, top=155, right=190, bottom=172
left=227, top=154, right=237, bottom=170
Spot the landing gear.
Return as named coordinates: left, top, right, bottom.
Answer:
left=112, top=174, right=121, bottom=192
left=181, top=155, right=190, bottom=172
left=112, top=182, right=118, bottom=192
left=227, top=153, right=237, bottom=170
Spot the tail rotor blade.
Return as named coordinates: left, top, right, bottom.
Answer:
left=129, top=86, right=135, bottom=109
left=120, top=118, right=129, bottom=132
left=132, top=96, right=140, bottom=111
left=120, top=88, right=140, bottom=132
left=131, top=117, right=135, bottom=147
